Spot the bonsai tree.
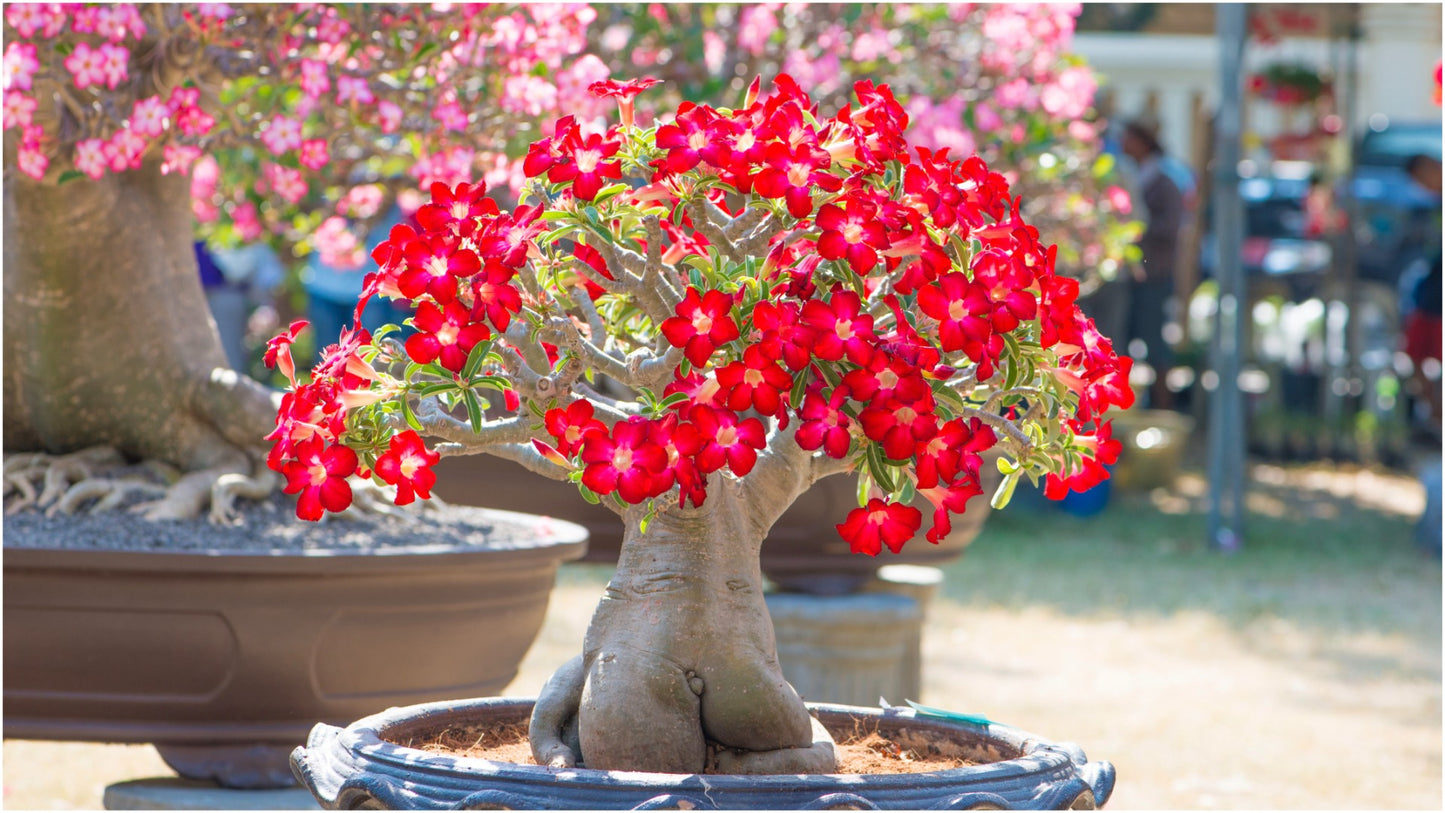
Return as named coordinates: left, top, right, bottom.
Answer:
left=268, top=76, right=1134, bottom=774
left=2, top=3, right=605, bottom=520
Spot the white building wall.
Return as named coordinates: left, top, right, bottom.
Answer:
left=1073, top=5, right=1441, bottom=165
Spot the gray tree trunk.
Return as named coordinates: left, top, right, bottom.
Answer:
left=3, top=157, right=276, bottom=470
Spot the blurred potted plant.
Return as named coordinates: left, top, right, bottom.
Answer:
left=2, top=3, right=605, bottom=788
left=288, top=75, right=1129, bottom=809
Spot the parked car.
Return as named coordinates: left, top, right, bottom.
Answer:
left=1198, top=165, right=1334, bottom=301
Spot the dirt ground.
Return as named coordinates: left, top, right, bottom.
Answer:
left=4, top=462, right=1440, bottom=810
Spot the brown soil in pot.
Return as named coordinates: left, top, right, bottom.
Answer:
left=394, top=721, right=978, bottom=775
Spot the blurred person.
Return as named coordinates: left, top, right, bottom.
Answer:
left=1400, top=154, right=1442, bottom=434
left=197, top=239, right=284, bottom=372
left=1121, top=116, right=1186, bottom=409
left=303, top=205, right=412, bottom=361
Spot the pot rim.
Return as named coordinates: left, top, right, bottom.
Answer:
left=320, top=695, right=1081, bottom=789
left=2, top=506, right=589, bottom=573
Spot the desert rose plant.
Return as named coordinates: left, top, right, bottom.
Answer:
left=268, top=76, right=1134, bottom=774
left=3, top=4, right=605, bottom=520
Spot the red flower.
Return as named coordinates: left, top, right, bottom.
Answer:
left=917, top=477, right=985, bottom=545
left=915, top=418, right=996, bottom=490
left=374, top=430, right=441, bottom=506
left=841, top=351, right=929, bottom=406
left=751, top=140, right=840, bottom=218
left=715, top=345, right=793, bottom=416
left=801, top=290, right=876, bottom=366
left=1043, top=423, right=1122, bottom=500
left=545, top=123, right=623, bottom=202
left=370, top=222, right=419, bottom=274
left=544, top=400, right=607, bottom=457
left=660, top=287, right=740, bottom=367
left=816, top=195, right=890, bottom=275
left=970, top=249, right=1038, bottom=334
left=264, top=319, right=309, bottom=387
left=794, top=385, right=853, bottom=460
left=663, top=371, right=726, bottom=411
left=477, top=203, right=545, bottom=269
left=676, top=405, right=765, bottom=477
left=281, top=436, right=358, bottom=520
left=579, top=418, right=670, bottom=504
left=858, top=394, right=938, bottom=462
left=415, top=181, right=498, bottom=238
left=835, top=498, right=922, bottom=556
left=470, top=260, right=523, bottom=331
left=751, top=300, right=815, bottom=372
left=404, top=299, right=491, bottom=374
left=655, top=103, right=721, bottom=174
left=587, top=76, right=661, bottom=100
left=399, top=234, right=479, bottom=303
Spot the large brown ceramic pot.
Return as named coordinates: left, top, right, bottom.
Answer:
left=433, top=453, right=1002, bottom=595
left=3, top=506, right=586, bottom=789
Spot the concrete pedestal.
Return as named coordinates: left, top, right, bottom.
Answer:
left=765, top=591, right=922, bottom=707
left=103, top=778, right=320, bottom=810
left=865, top=565, right=946, bottom=702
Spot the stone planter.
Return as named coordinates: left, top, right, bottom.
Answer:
left=433, top=454, right=1002, bottom=595
left=3, top=508, right=586, bottom=789
left=292, top=696, right=1114, bottom=810
left=1107, top=409, right=1196, bottom=492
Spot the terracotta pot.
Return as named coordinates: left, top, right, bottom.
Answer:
left=2, top=508, right=586, bottom=789
left=432, top=453, right=1002, bottom=596
left=291, top=696, right=1115, bottom=810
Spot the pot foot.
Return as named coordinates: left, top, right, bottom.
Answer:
left=155, top=743, right=300, bottom=790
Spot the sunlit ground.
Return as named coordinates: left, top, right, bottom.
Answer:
left=5, top=460, right=1439, bottom=809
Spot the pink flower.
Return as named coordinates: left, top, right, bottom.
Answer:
left=1104, top=185, right=1132, bottom=216
left=314, top=217, right=363, bottom=269
left=73, top=138, right=107, bottom=178
left=376, top=100, right=403, bottom=133
left=261, top=116, right=303, bottom=155
left=129, top=95, right=168, bottom=137
left=232, top=201, right=264, bottom=242
left=161, top=143, right=201, bottom=175
left=3, top=90, right=36, bottom=130
left=336, top=75, right=374, bottom=106
left=17, top=141, right=47, bottom=179
left=6, top=4, right=66, bottom=38
left=298, top=138, right=330, bottom=170
left=64, top=42, right=109, bottom=90
left=104, top=128, right=147, bottom=172
left=338, top=184, right=385, bottom=219
left=97, top=43, right=129, bottom=90
left=994, top=78, right=1037, bottom=112
left=300, top=59, right=330, bottom=98
left=265, top=164, right=308, bottom=205
left=737, top=4, right=780, bottom=56
left=4, top=43, right=38, bottom=91
left=1040, top=66, right=1096, bottom=120
left=432, top=101, right=469, bottom=132
left=502, top=75, right=558, bottom=118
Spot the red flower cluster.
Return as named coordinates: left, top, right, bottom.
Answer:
left=271, top=74, right=1136, bottom=555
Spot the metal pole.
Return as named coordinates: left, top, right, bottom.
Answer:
left=1207, top=3, right=1249, bottom=552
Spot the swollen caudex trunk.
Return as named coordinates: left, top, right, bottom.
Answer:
left=3, top=156, right=277, bottom=474
left=529, top=477, right=837, bottom=775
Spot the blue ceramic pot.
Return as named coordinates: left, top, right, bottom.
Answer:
left=291, top=696, right=1114, bottom=810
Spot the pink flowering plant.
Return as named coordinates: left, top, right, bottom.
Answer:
left=590, top=3, right=1142, bottom=292
left=266, top=77, right=1133, bottom=773
left=3, top=4, right=615, bottom=522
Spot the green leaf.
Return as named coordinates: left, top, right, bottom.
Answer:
left=905, top=701, right=993, bottom=728
left=866, top=445, right=897, bottom=494
left=462, top=338, right=495, bottom=381
left=56, top=170, right=86, bottom=185
left=463, top=391, right=484, bottom=434
left=856, top=469, right=871, bottom=509
left=399, top=397, right=423, bottom=432
left=990, top=470, right=1020, bottom=511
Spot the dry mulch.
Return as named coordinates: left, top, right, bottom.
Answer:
left=395, top=722, right=976, bottom=775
